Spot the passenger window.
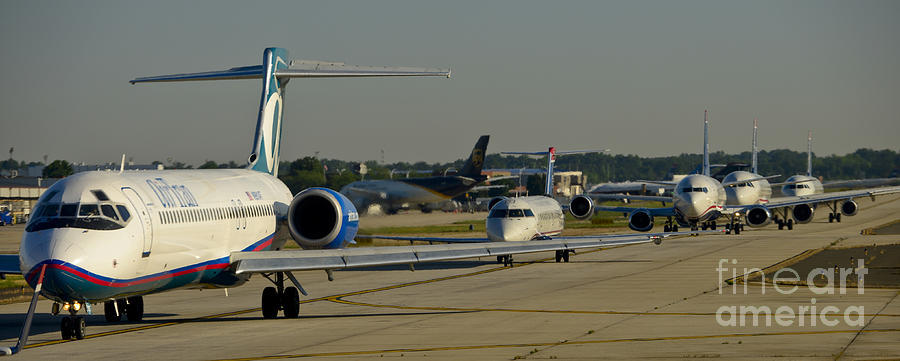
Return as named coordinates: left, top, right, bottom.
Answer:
left=101, top=205, right=119, bottom=220
left=60, top=204, right=78, bottom=217
left=524, top=209, right=535, bottom=217
left=79, top=204, right=99, bottom=217
left=489, top=209, right=508, bottom=218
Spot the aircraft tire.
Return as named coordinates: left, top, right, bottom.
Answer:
left=60, top=317, right=73, bottom=340
left=555, top=251, right=562, bottom=263
left=282, top=287, right=300, bottom=319
left=836, top=213, right=841, bottom=222
left=828, top=213, right=834, bottom=223
left=104, top=300, right=121, bottom=322
left=562, top=251, right=570, bottom=263
left=497, top=256, right=504, bottom=264
left=73, top=316, right=86, bottom=340
left=787, top=219, right=794, bottom=230
left=734, top=226, right=741, bottom=235
left=126, top=296, right=144, bottom=322
left=262, top=287, right=279, bottom=319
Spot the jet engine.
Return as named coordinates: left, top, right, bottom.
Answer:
left=841, top=200, right=858, bottom=216
left=287, top=187, right=359, bottom=250
left=487, top=196, right=508, bottom=211
left=745, top=206, right=772, bottom=228
left=791, top=204, right=815, bottom=224
left=628, top=209, right=654, bottom=232
left=568, top=195, right=594, bottom=220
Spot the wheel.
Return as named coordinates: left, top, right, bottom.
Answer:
left=261, top=287, right=279, bottom=319
left=787, top=219, right=794, bottom=230
left=555, top=251, right=562, bottom=263
left=672, top=225, right=678, bottom=232
left=126, top=296, right=144, bottom=322
left=104, top=300, right=121, bottom=322
left=828, top=213, right=834, bottom=223
left=663, top=225, right=671, bottom=232
left=739, top=224, right=744, bottom=232
left=734, top=226, right=741, bottom=235
left=701, top=223, right=707, bottom=231
left=281, top=287, right=300, bottom=319
left=711, top=222, right=716, bottom=230
left=777, top=222, right=784, bottom=230
left=836, top=213, right=841, bottom=222
left=562, top=251, right=570, bottom=263
left=60, top=317, right=73, bottom=340
left=497, top=256, right=504, bottom=264
left=73, top=316, right=86, bottom=340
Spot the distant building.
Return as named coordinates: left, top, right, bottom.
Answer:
left=0, top=176, right=60, bottom=224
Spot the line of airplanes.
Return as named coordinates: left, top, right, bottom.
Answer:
left=572, top=113, right=900, bottom=234
left=0, top=47, right=898, bottom=356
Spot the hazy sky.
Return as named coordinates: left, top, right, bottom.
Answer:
left=1, top=1, right=898, bottom=166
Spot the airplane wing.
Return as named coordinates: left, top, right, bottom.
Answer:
left=731, top=186, right=900, bottom=212
left=635, top=180, right=678, bottom=187
left=594, top=205, right=676, bottom=217
left=0, top=254, right=21, bottom=275
left=721, top=175, right=781, bottom=187
left=589, top=194, right=671, bottom=203
left=770, top=178, right=818, bottom=187
left=229, top=233, right=671, bottom=274
left=355, top=235, right=489, bottom=243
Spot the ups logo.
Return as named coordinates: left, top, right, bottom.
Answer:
left=470, top=149, right=484, bottom=168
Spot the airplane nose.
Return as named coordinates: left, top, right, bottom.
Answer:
left=22, top=232, right=89, bottom=301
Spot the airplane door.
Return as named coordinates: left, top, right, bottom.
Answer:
left=122, top=187, right=153, bottom=257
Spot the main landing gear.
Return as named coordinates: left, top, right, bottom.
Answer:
left=555, top=250, right=573, bottom=263
left=260, top=272, right=305, bottom=319
left=496, top=255, right=514, bottom=267
left=774, top=216, right=794, bottom=230
left=725, top=222, right=743, bottom=235
left=663, top=217, right=679, bottom=232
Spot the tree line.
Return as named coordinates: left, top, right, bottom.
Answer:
left=3, top=148, right=897, bottom=195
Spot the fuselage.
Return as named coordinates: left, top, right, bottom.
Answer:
left=485, top=196, right=564, bottom=242
left=672, top=174, right=726, bottom=224
left=781, top=175, right=824, bottom=197
left=20, top=169, right=293, bottom=303
left=341, top=175, right=482, bottom=212
left=723, top=171, right=772, bottom=205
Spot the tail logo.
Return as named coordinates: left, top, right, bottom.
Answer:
left=470, top=149, right=484, bottom=168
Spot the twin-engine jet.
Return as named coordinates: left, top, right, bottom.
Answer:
left=0, top=48, right=694, bottom=355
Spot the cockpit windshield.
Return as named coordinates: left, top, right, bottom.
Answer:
left=681, top=187, right=709, bottom=193
left=26, top=201, right=132, bottom=232
left=489, top=209, right=535, bottom=218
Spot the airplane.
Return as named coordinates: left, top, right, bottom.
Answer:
left=572, top=110, right=745, bottom=233
left=0, top=47, right=701, bottom=355
left=340, top=135, right=502, bottom=214
left=359, top=147, right=707, bottom=265
left=737, top=131, right=900, bottom=231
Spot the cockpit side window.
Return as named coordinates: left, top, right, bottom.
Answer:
left=101, top=204, right=119, bottom=220
left=524, top=209, right=535, bottom=217
left=489, top=209, right=508, bottom=218
left=508, top=209, right=525, bottom=218
left=116, top=205, right=131, bottom=222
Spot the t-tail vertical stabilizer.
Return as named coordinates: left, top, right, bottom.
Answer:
left=807, top=131, right=813, bottom=177
left=130, top=47, right=450, bottom=177
left=703, top=110, right=710, bottom=177
left=752, top=118, right=758, bottom=174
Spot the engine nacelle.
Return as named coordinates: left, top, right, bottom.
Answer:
left=745, top=206, right=772, bottom=228
left=791, top=204, right=815, bottom=224
left=628, top=209, right=654, bottom=232
left=568, top=195, right=594, bottom=220
left=287, top=187, right=359, bottom=250
left=841, top=200, right=858, bottom=216
left=487, top=196, right=508, bottom=211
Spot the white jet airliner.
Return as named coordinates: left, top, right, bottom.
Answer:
left=0, top=48, right=689, bottom=355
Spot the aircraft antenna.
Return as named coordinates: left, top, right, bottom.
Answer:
left=703, top=110, right=710, bottom=177
left=119, top=154, right=126, bottom=174
left=807, top=131, right=812, bottom=177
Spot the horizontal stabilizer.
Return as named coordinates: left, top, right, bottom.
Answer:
left=131, top=62, right=449, bottom=84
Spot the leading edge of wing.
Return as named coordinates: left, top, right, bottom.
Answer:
left=355, top=234, right=489, bottom=243
left=594, top=205, right=676, bottom=217
left=229, top=237, right=659, bottom=274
